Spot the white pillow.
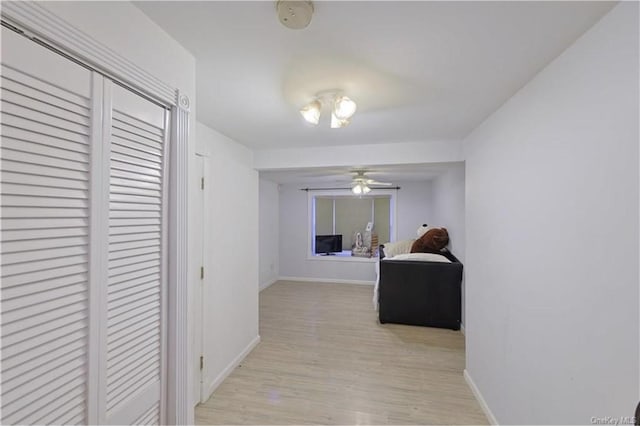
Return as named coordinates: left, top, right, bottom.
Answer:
left=382, top=239, right=415, bottom=258
left=387, top=253, right=451, bottom=263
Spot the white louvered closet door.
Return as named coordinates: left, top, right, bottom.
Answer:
left=0, top=27, right=95, bottom=425
left=102, top=82, right=168, bottom=425
left=1, top=25, right=168, bottom=425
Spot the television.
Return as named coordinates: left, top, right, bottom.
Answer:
left=315, top=234, right=343, bottom=255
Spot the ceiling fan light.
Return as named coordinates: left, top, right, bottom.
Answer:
left=333, top=95, right=357, bottom=120
left=352, top=184, right=363, bottom=194
left=330, top=112, right=351, bottom=129
left=362, top=185, right=371, bottom=194
left=300, top=99, right=321, bottom=125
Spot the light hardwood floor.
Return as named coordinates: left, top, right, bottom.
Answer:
left=195, top=281, right=487, bottom=425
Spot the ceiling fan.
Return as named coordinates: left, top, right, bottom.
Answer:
left=351, top=171, right=392, bottom=194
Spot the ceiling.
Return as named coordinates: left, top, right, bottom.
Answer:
left=136, top=1, right=613, bottom=150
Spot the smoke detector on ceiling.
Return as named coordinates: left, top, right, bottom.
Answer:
left=276, top=1, right=314, bottom=30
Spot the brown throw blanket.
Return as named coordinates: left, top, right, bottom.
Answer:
left=410, top=228, right=449, bottom=253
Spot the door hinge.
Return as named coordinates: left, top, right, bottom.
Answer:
left=200, top=355, right=204, bottom=370
left=201, top=177, right=204, bottom=190
left=200, top=266, right=204, bottom=280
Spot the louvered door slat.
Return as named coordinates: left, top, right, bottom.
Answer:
left=2, top=345, right=85, bottom=393
left=39, top=397, right=86, bottom=426
left=111, top=160, right=162, bottom=178
left=1, top=160, right=89, bottom=182
left=2, top=244, right=87, bottom=264
left=1, top=82, right=91, bottom=116
left=0, top=27, right=92, bottom=425
left=2, top=337, right=85, bottom=384
left=0, top=226, right=88, bottom=243
left=111, top=166, right=162, bottom=184
left=109, top=245, right=160, bottom=260
left=2, top=137, right=90, bottom=163
left=111, top=130, right=163, bottom=152
left=2, top=125, right=89, bottom=153
left=112, top=110, right=163, bottom=136
left=112, top=119, right=163, bottom=141
left=2, top=356, right=86, bottom=405
left=108, top=274, right=160, bottom=297
left=2, top=299, right=86, bottom=336
left=111, top=143, right=162, bottom=164
left=107, top=364, right=160, bottom=411
left=2, top=95, right=91, bottom=127
left=108, top=306, right=161, bottom=339
left=1, top=113, right=90, bottom=144
left=134, top=402, right=160, bottom=425
left=1, top=64, right=91, bottom=107
left=8, top=379, right=86, bottom=426
left=107, top=328, right=160, bottom=368
left=108, top=265, right=159, bottom=287
left=112, top=137, right=162, bottom=161
left=2, top=174, right=89, bottom=192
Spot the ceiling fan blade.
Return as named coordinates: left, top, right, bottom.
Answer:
left=366, top=179, right=393, bottom=186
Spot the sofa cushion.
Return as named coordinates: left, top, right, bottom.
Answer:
left=382, top=239, right=415, bottom=258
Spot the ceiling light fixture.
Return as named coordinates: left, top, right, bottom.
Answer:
left=352, top=183, right=371, bottom=195
left=299, top=99, right=321, bottom=125
left=300, top=92, right=357, bottom=128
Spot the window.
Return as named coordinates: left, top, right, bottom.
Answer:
left=308, top=190, right=396, bottom=259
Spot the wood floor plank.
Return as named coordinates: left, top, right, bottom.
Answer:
left=195, top=281, right=487, bottom=425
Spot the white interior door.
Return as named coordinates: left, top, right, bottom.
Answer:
left=0, top=26, right=95, bottom=425
left=102, top=82, right=169, bottom=425
left=1, top=25, right=169, bottom=425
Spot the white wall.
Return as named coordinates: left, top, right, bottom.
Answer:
left=429, top=164, right=466, bottom=325
left=430, top=164, right=465, bottom=260
left=254, top=140, right=463, bottom=170
left=259, top=179, right=280, bottom=290
left=196, top=122, right=260, bottom=400
left=464, top=3, right=639, bottom=424
left=395, top=181, right=434, bottom=241
left=278, top=181, right=433, bottom=283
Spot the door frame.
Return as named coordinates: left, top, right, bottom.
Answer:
left=1, top=4, right=193, bottom=424
left=193, top=153, right=209, bottom=406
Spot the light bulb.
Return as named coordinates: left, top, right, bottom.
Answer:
left=333, top=95, right=357, bottom=120
left=362, top=185, right=371, bottom=194
left=352, top=184, right=362, bottom=194
left=300, top=99, right=321, bottom=125
left=331, top=112, right=351, bottom=129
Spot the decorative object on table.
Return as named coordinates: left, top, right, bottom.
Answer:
left=352, top=231, right=371, bottom=257
left=371, top=234, right=379, bottom=257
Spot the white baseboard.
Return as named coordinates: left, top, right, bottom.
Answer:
left=463, top=369, right=498, bottom=425
left=278, top=276, right=375, bottom=286
left=201, top=335, right=261, bottom=403
left=259, top=278, right=278, bottom=292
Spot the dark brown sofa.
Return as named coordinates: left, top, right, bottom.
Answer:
left=378, top=247, right=462, bottom=330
